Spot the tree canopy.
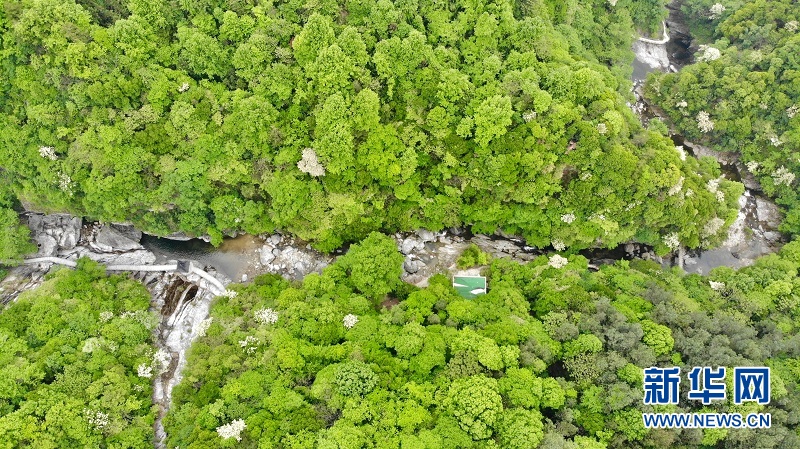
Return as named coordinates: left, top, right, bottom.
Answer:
left=165, top=238, right=800, bottom=448
left=0, top=260, right=157, bottom=448
left=0, top=0, right=730, bottom=253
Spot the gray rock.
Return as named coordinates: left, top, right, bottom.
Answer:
left=111, top=223, right=143, bottom=242
left=624, top=243, right=635, bottom=255
left=404, top=258, right=420, bottom=274
left=160, top=232, right=193, bottom=241
left=416, top=229, right=435, bottom=242
left=683, top=140, right=739, bottom=165
left=763, top=231, right=782, bottom=243
left=79, top=249, right=157, bottom=265
left=27, top=213, right=82, bottom=252
left=260, top=246, right=276, bottom=265
left=632, top=40, right=669, bottom=71
left=269, top=234, right=282, bottom=245
left=272, top=248, right=282, bottom=256
left=93, top=225, right=144, bottom=252
left=401, top=237, right=418, bottom=255
left=34, top=234, right=58, bottom=257
left=755, top=197, right=782, bottom=229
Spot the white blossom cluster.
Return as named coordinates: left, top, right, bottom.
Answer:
left=786, top=20, right=799, bottom=32
left=580, top=172, right=592, bottom=181
left=596, top=123, right=607, bottom=135
left=698, top=45, right=722, bottom=62
left=676, top=100, right=688, bottom=109
left=82, top=338, right=101, bottom=353
left=747, top=50, right=763, bottom=64
left=769, top=135, right=783, bottom=147
left=709, top=281, right=726, bottom=291
left=343, top=314, right=359, bottom=329
left=85, top=409, right=110, bottom=430
left=675, top=145, right=686, bottom=161
left=746, top=160, right=760, bottom=173
left=120, top=310, right=155, bottom=329
left=239, top=335, right=259, bottom=354
left=82, top=337, right=117, bottom=353
left=178, top=82, right=190, bottom=92
left=624, top=201, right=642, bottom=211
left=685, top=188, right=695, bottom=197
left=220, top=289, right=238, bottom=299
left=39, top=146, right=57, bottom=160
left=297, top=148, right=325, bottom=177
left=254, top=307, right=279, bottom=325
left=153, top=349, right=171, bottom=375
left=709, top=3, right=726, bottom=19
left=560, top=213, right=576, bottom=224
left=772, top=166, right=796, bottom=186
left=551, top=239, right=566, bottom=251
left=137, top=363, right=153, bottom=379
left=522, top=110, right=537, bottom=122
left=707, top=178, right=720, bottom=193
left=548, top=254, right=569, bottom=269
left=663, top=233, right=680, bottom=251
left=787, top=105, right=799, bottom=118
left=702, top=217, right=725, bottom=237
left=99, top=311, right=114, bottom=322
left=696, top=111, right=714, bottom=133
left=58, top=172, right=73, bottom=195
left=607, top=0, right=617, bottom=6
left=195, top=317, right=213, bottom=337
left=668, top=176, right=685, bottom=196
left=216, top=419, right=247, bottom=441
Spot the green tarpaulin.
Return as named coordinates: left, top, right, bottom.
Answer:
left=452, top=275, right=487, bottom=299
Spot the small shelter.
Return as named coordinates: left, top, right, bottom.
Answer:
left=452, top=275, right=487, bottom=299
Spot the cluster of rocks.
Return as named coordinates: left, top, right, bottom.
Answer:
left=26, top=213, right=157, bottom=265
left=258, top=234, right=333, bottom=280
left=394, top=229, right=554, bottom=286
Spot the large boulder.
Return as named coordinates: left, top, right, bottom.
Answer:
left=92, top=225, right=144, bottom=252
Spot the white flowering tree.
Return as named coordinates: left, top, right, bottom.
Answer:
left=297, top=148, right=325, bottom=177
left=217, top=419, right=247, bottom=441
left=254, top=308, right=279, bottom=325
left=697, top=45, right=721, bottom=62
left=343, top=314, right=359, bottom=329
left=548, top=254, right=568, bottom=269
left=709, top=3, right=726, bottom=19
left=696, top=111, right=714, bottom=133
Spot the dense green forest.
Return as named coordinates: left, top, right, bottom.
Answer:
left=0, top=260, right=158, bottom=447
left=165, top=232, right=800, bottom=448
left=645, top=0, right=800, bottom=236
left=0, top=0, right=737, bottom=254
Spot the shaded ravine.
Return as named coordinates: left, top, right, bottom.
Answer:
left=631, top=1, right=785, bottom=274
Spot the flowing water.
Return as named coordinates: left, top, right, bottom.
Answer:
left=141, top=234, right=262, bottom=282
